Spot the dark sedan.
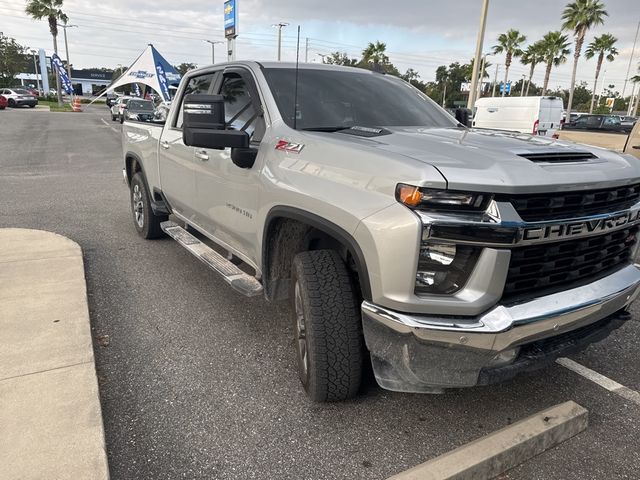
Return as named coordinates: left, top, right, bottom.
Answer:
left=121, top=99, right=156, bottom=124
left=563, top=114, right=633, bottom=134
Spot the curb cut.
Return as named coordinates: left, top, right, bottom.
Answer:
left=388, top=401, right=588, bottom=480
left=0, top=228, right=109, bottom=480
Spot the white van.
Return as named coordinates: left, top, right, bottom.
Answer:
left=473, top=96, right=564, bottom=136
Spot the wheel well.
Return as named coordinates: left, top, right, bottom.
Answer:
left=125, top=155, right=142, bottom=186
left=262, top=216, right=368, bottom=303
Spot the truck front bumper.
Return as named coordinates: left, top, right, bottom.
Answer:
left=362, top=265, right=640, bottom=393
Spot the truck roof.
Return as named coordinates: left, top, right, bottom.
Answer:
left=187, top=60, right=381, bottom=76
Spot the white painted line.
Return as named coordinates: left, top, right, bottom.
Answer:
left=557, top=357, right=640, bottom=405
left=388, top=401, right=588, bottom=480
left=100, top=117, right=119, bottom=133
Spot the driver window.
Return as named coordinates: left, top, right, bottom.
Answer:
left=219, top=73, right=264, bottom=141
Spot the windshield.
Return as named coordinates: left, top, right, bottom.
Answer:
left=128, top=100, right=154, bottom=111
left=262, top=67, right=457, bottom=130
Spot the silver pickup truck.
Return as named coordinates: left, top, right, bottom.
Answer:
left=123, top=61, right=640, bottom=402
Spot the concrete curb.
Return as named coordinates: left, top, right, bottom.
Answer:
left=0, top=228, right=109, bottom=480
left=388, top=401, right=588, bottom=480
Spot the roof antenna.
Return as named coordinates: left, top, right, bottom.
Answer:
left=293, top=25, right=301, bottom=130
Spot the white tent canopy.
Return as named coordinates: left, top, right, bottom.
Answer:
left=91, top=44, right=181, bottom=103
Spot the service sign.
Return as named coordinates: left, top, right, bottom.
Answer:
left=224, top=0, right=237, bottom=38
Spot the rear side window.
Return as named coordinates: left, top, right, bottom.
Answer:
left=175, top=72, right=216, bottom=128
left=219, top=73, right=261, bottom=138
left=603, top=116, right=620, bottom=126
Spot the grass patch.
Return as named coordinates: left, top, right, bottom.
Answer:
left=38, top=100, right=74, bottom=112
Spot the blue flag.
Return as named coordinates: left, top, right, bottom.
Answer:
left=51, top=53, right=73, bottom=95
left=155, top=62, right=170, bottom=101
left=133, top=83, right=141, bottom=97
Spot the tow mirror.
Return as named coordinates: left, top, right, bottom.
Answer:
left=182, top=94, right=249, bottom=150
left=454, top=108, right=472, bottom=127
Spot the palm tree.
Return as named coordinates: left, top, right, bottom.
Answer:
left=25, top=0, right=68, bottom=106
left=361, top=41, right=389, bottom=72
left=520, top=41, right=545, bottom=96
left=585, top=33, right=618, bottom=113
left=561, top=0, right=608, bottom=115
left=492, top=29, right=527, bottom=97
left=539, top=31, right=572, bottom=94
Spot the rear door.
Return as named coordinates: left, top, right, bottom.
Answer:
left=193, top=67, right=266, bottom=265
left=158, top=71, right=217, bottom=220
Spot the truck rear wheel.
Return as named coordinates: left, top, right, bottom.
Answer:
left=130, top=172, right=167, bottom=239
left=291, top=250, right=364, bottom=402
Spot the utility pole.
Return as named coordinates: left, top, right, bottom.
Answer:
left=520, top=74, right=526, bottom=96
left=442, top=83, right=447, bottom=108
left=492, top=64, right=500, bottom=97
left=622, top=19, right=640, bottom=104
left=204, top=40, right=223, bottom=64
left=476, top=54, right=489, bottom=102
left=60, top=23, right=77, bottom=95
left=272, top=22, right=289, bottom=61
left=29, top=49, right=41, bottom=93
left=305, top=37, right=309, bottom=62
left=467, top=0, right=490, bottom=109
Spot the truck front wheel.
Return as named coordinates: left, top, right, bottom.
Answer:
left=291, top=250, right=364, bottom=402
left=130, top=172, right=167, bottom=239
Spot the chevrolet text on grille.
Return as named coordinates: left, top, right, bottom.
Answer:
left=523, top=210, right=640, bottom=241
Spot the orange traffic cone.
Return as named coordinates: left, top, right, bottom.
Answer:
left=72, top=97, right=82, bottom=112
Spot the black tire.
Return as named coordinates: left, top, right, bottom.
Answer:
left=111, top=114, right=116, bottom=121
left=291, top=250, right=364, bottom=402
left=130, top=172, right=167, bottom=239
left=8, top=99, right=15, bottom=108
left=120, top=114, right=124, bottom=124
left=28, top=104, right=35, bottom=108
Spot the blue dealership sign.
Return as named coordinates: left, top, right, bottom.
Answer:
left=500, top=82, right=511, bottom=94
left=224, top=0, right=237, bottom=38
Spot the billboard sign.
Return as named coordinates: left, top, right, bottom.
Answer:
left=224, top=0, right=237, bottom=38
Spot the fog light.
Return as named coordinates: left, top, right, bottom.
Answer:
left=415, top=242, right=481, bottom=295
left=488, top=348, right=520, bottom=367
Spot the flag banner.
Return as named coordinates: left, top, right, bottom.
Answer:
left=155, top=63, right=170, bottom=101
left=51, top=53, right=74, bottom=95
left=133, top=83, right=141, bottom=97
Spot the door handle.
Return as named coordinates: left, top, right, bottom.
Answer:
left=160, top=141, right=170, bottom=150
left=195, top=150, right=209, bottom=161
left=633, top=145, right=640, bottom=150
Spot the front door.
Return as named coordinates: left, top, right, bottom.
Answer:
left=193, top=68, right=266, bottom=267
left=158, top=71, right=217, bottom=221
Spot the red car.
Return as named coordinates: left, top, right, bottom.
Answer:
left=0, top=95, right=7, bottom=110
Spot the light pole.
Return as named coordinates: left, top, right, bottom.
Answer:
left=467, top=0, right=490, bottom=109
left=519, top=74, right=527, bottom=96
left=272, top=22, right=289, bottom=61
left=622, top=19, right=640, bottom=105
left=316, top=53, right=328, bottom=63
left=476, top=53, right=490, bottom=101
left=60, top=23, right=78, bottom=95
left=204, top=40, right=223, bottom=64
left=491, top=64, right=500, bottom=97
left=29, top=49, right=41, bottom=93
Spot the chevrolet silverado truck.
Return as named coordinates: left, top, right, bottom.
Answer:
left=123, top=61, right=640, bottom=402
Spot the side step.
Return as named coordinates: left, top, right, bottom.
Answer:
left=161, top=221, right=263, bottom=297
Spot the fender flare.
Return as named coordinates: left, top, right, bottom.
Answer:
left=262, top=206, right=372, bottom=301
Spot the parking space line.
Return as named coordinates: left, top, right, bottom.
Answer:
left=100, top=118, right=119, bottom=133
left=557, top=357, right=640, bottom=405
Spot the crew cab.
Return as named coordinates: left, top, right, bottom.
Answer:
left=123, top=61, right=640, bottom=402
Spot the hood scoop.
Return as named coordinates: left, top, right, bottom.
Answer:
left=517, top=151, right=598, bottom=163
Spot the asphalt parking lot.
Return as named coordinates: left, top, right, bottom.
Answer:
left=1, top=106, right=640, bottom=480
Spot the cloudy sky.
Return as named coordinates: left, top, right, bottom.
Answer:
left=2, top=0, right=639, bottom=92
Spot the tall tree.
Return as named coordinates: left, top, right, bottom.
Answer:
left=361, top=41, right=389, bottom=72
left=25, top=0, right=68, bottom=106
left=539, top=31, right=571, bottom=94
left=492, top=29, right=527, bottom=96
left=561, top=0, right=608, bottom=116
left=174, top=62, right=197, bottom=76
left=323, top=51, right=358, bottom=66
left=0, top=34, right=28, bottom=87
left=585, top=33, right=618, bottom=113
left=520, top=41, right=545, bottom=96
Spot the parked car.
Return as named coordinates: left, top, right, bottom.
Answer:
left=110, top=96, right=134, bottom=121
left=473, top=96, right=564, bottom=136
left=123, top=61, right=640, bottom=402
left=620, top=116, right=637, bottom=127
left=563, top=114, right=633, bottom=134
left=0, top=95, right=7, bottom=110
left=0, top=88, right=38, bottom=108
left=121, top=99, right=155, bottom=123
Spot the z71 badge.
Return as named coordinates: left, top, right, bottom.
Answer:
left=275, top=140, right=304, bottom=153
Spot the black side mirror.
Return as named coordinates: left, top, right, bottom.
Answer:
left=454, top=108, right=472, bottom=127
left=231, top=147, right=258, bottom=169
left=182, top=93, right=250, bottom=150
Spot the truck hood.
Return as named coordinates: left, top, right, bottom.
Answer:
left=337, top=127, right=640, bottom=194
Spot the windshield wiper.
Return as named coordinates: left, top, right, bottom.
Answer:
left=300, top=126, right=354, bottom=132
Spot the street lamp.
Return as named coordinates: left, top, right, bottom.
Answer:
left=60, top=23, right=78, bottom=95
left=272, top=22, right=289, bottom=61
left=204, top=40, right=224, bottom=64
left=316, top=53, right=328, bottom=63
left=29, top=49, right=41, bottom=93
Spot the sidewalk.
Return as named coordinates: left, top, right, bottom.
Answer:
left=0, top=229, right=109, bottom=480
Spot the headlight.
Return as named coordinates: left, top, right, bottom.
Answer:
left=416, top=241, right=481, bottom=295
left=396, top=184, right=491, bottom=212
